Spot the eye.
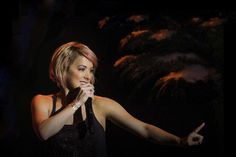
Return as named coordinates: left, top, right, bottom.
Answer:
left=90, top=69, right=95, bottom=73
left=78, top=67, right=85, bottom=71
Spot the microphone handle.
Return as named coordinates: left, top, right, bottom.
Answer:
left=85, top=97, right=94, bottom=134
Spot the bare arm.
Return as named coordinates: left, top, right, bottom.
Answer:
left=143, top=123, right=205, bottom=146
left=31, top=95, right=79, bottom=140
left=102, top=97, right=204, bottom=147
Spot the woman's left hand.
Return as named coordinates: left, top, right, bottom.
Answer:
left=180, top=122, right=205, bottom=147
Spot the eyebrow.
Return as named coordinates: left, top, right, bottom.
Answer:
left=78, top=65, right=87, bottom=68
left=78, top=65, right=94, bottom=69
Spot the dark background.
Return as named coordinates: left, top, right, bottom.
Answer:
left=1, top=0, right=228, bottom=156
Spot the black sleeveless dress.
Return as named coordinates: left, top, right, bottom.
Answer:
left=42, top=95, right=108, bottom=157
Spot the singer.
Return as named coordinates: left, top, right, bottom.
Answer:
left=31, top=41, right=205, bottom=157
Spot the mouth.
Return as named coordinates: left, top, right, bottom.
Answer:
left=80, top=81, right=89, bottom=85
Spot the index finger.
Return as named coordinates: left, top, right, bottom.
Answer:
left=193, top=122, right=205, bottom=133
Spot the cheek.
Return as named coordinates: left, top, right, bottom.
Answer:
left=71, top=73, right=82, bottom=84
left=91, top=75, right=95, bottom=84
left=66, top=72, right=82, bottom=88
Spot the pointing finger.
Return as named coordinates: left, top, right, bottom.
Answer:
left=193, top=122, right=205, bottom=133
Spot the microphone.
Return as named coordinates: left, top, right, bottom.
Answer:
left=85, top=97, right=94, bottom=134
left=66, top=87, right=94, bottom=134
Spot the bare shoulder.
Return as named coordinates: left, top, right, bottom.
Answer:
left=93, top=95, right=122, bottom=117
left=31, top=94, right=54, bottom=110
left=94, top=95, right=119, bottom=107
left=32, top=94, right=52, bottom=102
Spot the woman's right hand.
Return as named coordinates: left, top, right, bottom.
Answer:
left=76, top=83, right=95, bottom=104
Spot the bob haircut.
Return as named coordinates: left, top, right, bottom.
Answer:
left=49, top=41, right=98, bottom=89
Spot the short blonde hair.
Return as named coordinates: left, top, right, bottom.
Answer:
left=49, top=42, right=98, bottom=89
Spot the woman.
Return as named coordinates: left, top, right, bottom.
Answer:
left=31, top=41, right=204, bottom=157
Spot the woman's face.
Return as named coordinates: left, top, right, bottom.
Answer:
left=65, top=55, right=94, bottom=90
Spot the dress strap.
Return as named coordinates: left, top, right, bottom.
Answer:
left=50, top=95, right=57, bottom=116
